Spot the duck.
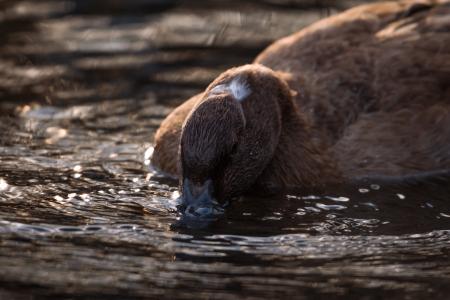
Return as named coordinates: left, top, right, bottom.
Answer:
left=151, top=0, right=450, bottom=209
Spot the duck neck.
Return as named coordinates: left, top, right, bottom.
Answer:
left=255, top=94, right=343, bottom=190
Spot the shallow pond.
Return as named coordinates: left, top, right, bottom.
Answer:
left=1, top=1, right=450, bottom=299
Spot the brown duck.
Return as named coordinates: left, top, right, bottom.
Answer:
left=152, top=0, right=450, bottom=208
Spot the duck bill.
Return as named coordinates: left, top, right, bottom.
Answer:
left=181, top=178, right=223, bottom=218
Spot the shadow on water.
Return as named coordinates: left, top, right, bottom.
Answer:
left=1, top=0, right=450, bottom=299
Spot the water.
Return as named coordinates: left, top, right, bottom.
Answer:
left=1, top=1, right=450, bottom=299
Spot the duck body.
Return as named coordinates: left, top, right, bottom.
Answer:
left=152, top=0, right=450, bottom=204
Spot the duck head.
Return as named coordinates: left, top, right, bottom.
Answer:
left=179, top=64, right=292, bottom=215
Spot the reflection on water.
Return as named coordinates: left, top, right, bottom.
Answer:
left=1, top=0, right=450, bottom=299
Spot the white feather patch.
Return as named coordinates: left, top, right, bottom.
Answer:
left=210, top=76, right=251, bottom=102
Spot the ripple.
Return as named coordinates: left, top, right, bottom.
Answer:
left=315, top=203, right=347, bottom=211
left=0, top=178, right=9, bottom=191
left=397, top=193, right=406, bottom=200
left=58, top=226, right=83, bottom=232
left=325, top=196, right=350, bottom=202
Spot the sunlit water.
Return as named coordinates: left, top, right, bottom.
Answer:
left=1, top=1, right=450, bottom=299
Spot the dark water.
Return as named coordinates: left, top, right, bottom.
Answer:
left=1, top=1, right=450, bottom=299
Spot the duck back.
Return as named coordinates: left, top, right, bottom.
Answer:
left=152, top=0, right=450, bottom=185
left=255, top=0, right=450, bottom=177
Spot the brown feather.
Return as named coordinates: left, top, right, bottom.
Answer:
left=152, top=0, right=450, bottom=198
